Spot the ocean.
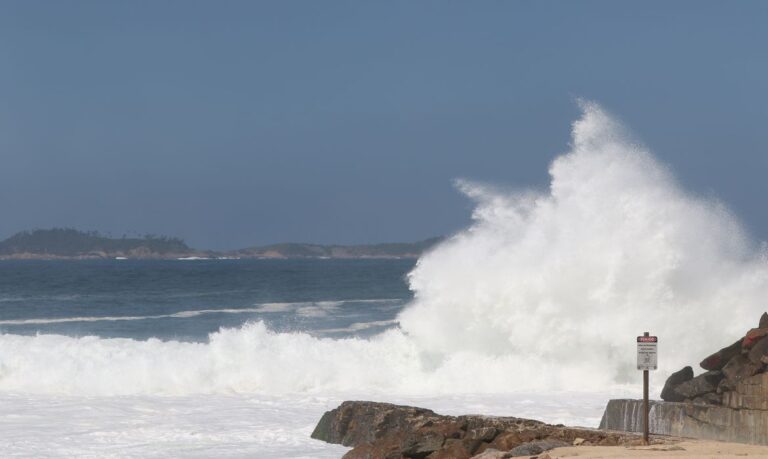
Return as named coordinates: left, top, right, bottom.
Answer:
left=0, top=259, right=613, bottom=458
left=3, top=102, right=768, bottom=457
left=0, top=259, right=412, bottom=342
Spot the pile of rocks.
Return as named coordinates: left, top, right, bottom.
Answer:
left=312, top=401, right=652, bottom=458
left=661, top=312, right=768, bottom=408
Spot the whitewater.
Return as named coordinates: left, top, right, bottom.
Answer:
left=2, top=101, right=767, bottom=457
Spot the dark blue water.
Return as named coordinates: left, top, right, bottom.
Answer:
left=0, top=259, right=415, bottom=341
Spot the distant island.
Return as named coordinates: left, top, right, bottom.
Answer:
left=0, top=228, right=442, bottom=260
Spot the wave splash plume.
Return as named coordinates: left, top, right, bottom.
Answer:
left=2, top=102, right=767, bottom=396
left=402, top=101, right=768, bottom=389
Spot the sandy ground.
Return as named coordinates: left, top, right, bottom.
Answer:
left=547, top=440, right=768, bottom=458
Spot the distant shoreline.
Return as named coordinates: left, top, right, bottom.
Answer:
left=0, top=229, right=441, bottom=261
left=0, top=253, right=422, bottom=261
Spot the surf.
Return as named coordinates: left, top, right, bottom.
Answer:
left=2, top=101, right=766, bottom=397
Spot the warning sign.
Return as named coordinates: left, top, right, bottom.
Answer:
left=637, top=335, right=658, bottom=371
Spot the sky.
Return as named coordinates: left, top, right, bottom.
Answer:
left=1, top=1, right=767, bottom=250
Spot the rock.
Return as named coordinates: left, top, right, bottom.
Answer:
left=722, top=354, right=762, bottom=383
left=692, top=392, right=721, bottom=405
left=743, top=328, right=768, bottom=349
left=490, top=431, right=529, bottom=451
left=311, top=401, right=442, bottom=447
left=467, top=427, right=498, bottom=442
left=507, top=439, right=568, bottom=457
left=760, top=312, right=768, bottom=329
left=470, top=449, right=509, bottom=459
left=428, top=439, right=473, bottom=459
left=315, top=401, right=643, bottom=458
left=598, top=436, right=619, bottom=446
left=700, top=341, right=742, bottom=371
left=716, top=377, right=736, bottom=394
left=572, top=437, right=585, bottom=446
left=672, top=370, right=723, bottom=400
left=660, top=366, right=693, bottom=401
left=402, top=431, right=445, bottom=457
left=343, top=440, right=402, bottom=459
left=459, top=415, right=544, bottom=432
left=748, top=335, right=768, bottom=364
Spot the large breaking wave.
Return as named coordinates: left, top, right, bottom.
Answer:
left=2, top=101, right=766, bottom=396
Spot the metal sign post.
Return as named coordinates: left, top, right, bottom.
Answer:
left=637, top=332, right=658, bottom=444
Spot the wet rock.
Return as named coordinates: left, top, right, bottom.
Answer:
left=700, top=341, right=742, bottom=371
left=722, top=354, right=762, bottom=383
left=660, top=366, right=693, bottom=401
left=673, top=370, right=723, bottom=399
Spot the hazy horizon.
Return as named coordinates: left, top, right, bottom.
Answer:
left=0, top=226, right=441, bottom=250
left=3, top=1, right=768, bottom=250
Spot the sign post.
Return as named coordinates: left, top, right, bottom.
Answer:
left=637, top=332, right=658, bottom=444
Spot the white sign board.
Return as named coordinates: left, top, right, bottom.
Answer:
left=637, top=335, right=658, bottom=371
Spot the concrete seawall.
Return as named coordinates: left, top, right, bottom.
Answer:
left=600, top=399, right=768, bottom=445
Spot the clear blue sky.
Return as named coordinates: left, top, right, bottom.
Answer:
left=2, top=1, right=767, bottom=250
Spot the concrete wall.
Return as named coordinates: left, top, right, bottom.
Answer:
left=600, top=399, right=768, bottom=445
left=723, top=373, right=768, bottom=411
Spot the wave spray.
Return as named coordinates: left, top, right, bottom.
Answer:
left=400, top=101, right=768, bottom=390
left=2, top=101, right=766, bottom=395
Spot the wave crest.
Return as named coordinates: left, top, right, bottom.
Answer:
left=2, top=102, right=766, bottom=396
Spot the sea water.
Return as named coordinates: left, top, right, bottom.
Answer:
left=3, top=102, right=768, bottom=457
left=0, top=260, right=615, bottom=458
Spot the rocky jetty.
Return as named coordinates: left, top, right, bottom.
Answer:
left=312, top=401, right=649, bottom=458
left=661, top=312, right=768, bottom=408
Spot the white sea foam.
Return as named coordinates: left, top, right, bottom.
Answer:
left=317, top=319, right=399, bottom=334
left=0, top=391, right=616, bottom=458
left=400, top=101, right=768, bottom=388
left=0, top=299, right=401, bottom=325
left=2, top=102, right=767, bottom=400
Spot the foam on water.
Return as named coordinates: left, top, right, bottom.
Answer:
left=0, top=299, right=399, bottom=325
left=0, top=391, right=615, bottom=458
